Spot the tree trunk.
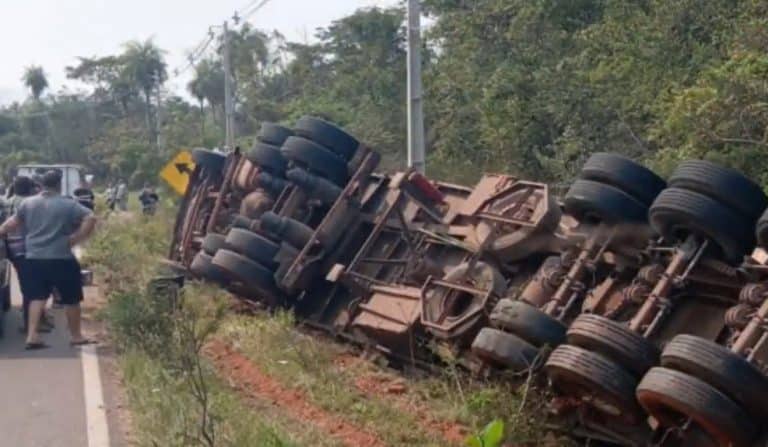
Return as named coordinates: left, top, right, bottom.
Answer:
left=143, top=89, right=153, bottom=146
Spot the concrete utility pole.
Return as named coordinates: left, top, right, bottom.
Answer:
left=222, top=20, right=236, bottom=150
left=406, top=0, right=426, bottom=173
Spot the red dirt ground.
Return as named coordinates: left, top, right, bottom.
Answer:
left=334, top=353, right=468, bottom=445
left=206, top=340, right=387, bottom=447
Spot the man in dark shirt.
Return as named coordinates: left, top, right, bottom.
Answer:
left=0, top=170, right=97, bottom=349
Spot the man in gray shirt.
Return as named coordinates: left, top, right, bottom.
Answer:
left=0, top=170, right=97, bottom=349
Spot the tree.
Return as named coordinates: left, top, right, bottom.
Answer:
left=189, top=59, right=225, bottom=123
left=66, top=56, right=137, bottom=114
left=22, top=66, right=49, bottom=101
left=121, top=39, right=167, bottom=143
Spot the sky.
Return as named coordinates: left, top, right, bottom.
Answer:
left=0, top=0, right=399, bottom=106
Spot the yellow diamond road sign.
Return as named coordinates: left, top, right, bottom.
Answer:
left=160, top=150, right=195, bottom=195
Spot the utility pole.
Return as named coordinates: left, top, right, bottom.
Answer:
left=222, top=20, right=236, bottom=151
left=406, top=0, right=425, bottom=174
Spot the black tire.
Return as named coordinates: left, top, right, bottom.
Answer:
left=637, top=367, right=757, bottom=447
left=192, top=148, right=226, bottom=174
left=756, top=207, right=768, bottom=248
left=489, top=299, right=566, bottom=348
left=286, top=168, right=343, bottom=206
left=212, top=250, right=282, bottom=304
left=201, top=233, right=228, bottom=256
left=190, top=252, right=228, bottom=283
left=545, top=344, right=641, bottom=421
left=564, top=179, right=648, bottom=224
left=257, top=122, right=294, bottom=146
left=246, top=142, right=288, bottom=177
left=471, top=327, right=540, bottom=372
left=649, top=187, right=754, bottom=263
left=225, top=228, right=280, bottom=270
left=231, top=214, right=254, bottom=230
left=668, top=160, right=767, bottom=222
left=661, top=334, right=768, bottom=421
left=281, top=136, right=349, bottom=186
left=566, top=314, right=659, bottom=378
left=580, top=152, right=666, bottom=206
left=260, top=212, right=314, bottom=249
left=293, top=116, right=358, bottom=161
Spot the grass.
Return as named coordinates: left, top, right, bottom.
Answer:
left=120, top=349, right=340, bottom=447
left=220, top=314, right=565, bottom=446
left=87, top=199, right=571, bottom=447
left=87, top=202, right=312, bottom=447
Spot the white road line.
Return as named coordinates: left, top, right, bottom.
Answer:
left=81, top=344, right=111, bottom=447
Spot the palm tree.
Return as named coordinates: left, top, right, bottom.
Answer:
left=22, top=66, right=49, bottom=101
left=190, top=59, right=225, bottom=125
left=121, top=39, right=167, bottom=143
left=187, top=75, right=206, bottom=142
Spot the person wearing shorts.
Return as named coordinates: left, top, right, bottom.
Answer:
left=4, top=175, right=46, bottom=333
left=0, top=170, right=97, bottom=349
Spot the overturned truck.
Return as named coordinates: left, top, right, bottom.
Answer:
left=166, top=117, right=768, bottom=447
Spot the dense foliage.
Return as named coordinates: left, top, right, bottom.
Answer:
left=1, top=2, right=768, bottom=186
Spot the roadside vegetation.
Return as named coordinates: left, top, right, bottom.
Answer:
left=84, top=202, right=569, bottom=446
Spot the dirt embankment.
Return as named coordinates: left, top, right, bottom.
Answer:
left=206, top=339, right=388, bottom=447
left=334, top=354, right=468, bottom=445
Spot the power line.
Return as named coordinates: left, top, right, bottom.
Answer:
left=236, top=0, right=264, bottom=17
left=240, top=0, right=272, bottom=22
left=169, top=0, right=273, bottom=80
left=171, top=31, right=216, bottom=79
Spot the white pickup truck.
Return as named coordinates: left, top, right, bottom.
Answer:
left=16, top=164, right=88, bottom=197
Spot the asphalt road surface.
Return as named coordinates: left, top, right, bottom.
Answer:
left=0, top=274, right=112, bottom=447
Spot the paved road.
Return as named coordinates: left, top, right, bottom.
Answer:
left=0, top=274, right=111, bottom=447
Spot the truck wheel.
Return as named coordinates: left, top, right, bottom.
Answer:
left=471, top=327, right=540, bottom=372
left=225, top=229, right=280, bottom=270
left=489, top=299, right=566, bottom=348
left=190, top=252, right=228, bottom=283
left=257, top=122, right=294, bottom=146
left=668, top=160, right=767, bottom=222
left=231, top=214, right=255, bottom=231
left=212, top=250, right=282, bottom=305
left=580, top=152, right=666, bottom=206
left=192, top=148, right=226, bottom=175
left=661, top=334, right=768, bottom=421
left=260, top=212, right=314, bottom=249
left=564, top=179, right=647, bottom=224
left=201, top=233, right=228, bottom=256
left=281, top=136, right=349, bottom=186
left=649, top=187, right=753, bottom=264
left=637, top=367, right=757, bottom=447
left=545, top=344, right=641, bottom=422
left=293, top=116, right=359, bottom=161
left=246, top=142, right=288, bottom=177
left=566, top=314, right=658, bottom=378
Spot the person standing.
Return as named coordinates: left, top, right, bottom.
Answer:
left=0, top=170, right=97, bottom=349
left=116, top=180, right=128, bottom=211
left=139, top=184, right=159, bottom=216
left=105, top=183, right=116, bottom=211
left=4, top=176, right=46, bottom=334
